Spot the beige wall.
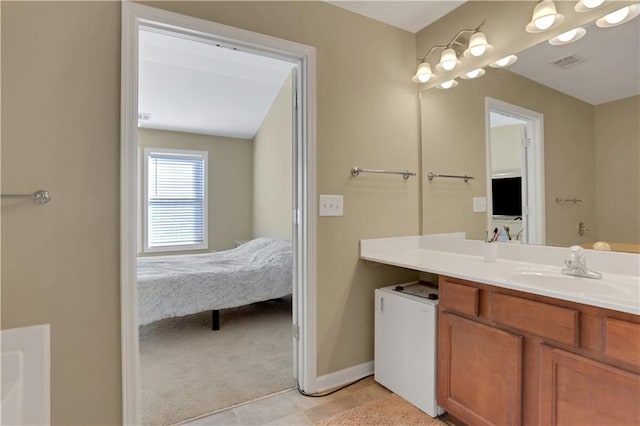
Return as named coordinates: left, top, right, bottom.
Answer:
left=420, top=67, right=596, bottom=246
left=1, top=2, right=122, bottom=424
left=594, top=95, right=640, bottom=244
left=252, top=72, right=293, bottom=240
left=2, top=1, right=420, bottom=422
left=138, top=128, right=254, bottom=253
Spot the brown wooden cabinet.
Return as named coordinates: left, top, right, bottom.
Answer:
left=438, top=312, right=522, bottom=426
left=540, top=345, right=640, bottom=426
left=437, top=276, right=640, bottom=426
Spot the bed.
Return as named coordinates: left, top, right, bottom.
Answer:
left=137, top=237, right=293, bottom=327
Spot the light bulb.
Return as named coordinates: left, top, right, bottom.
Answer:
left=460, top=68, right=486, bottom=80
left=527, top=0, right=564, bottom=33
left=468, top=32, right=488, bottom=56
left=549, top=27, right=586, bottom=45
left=489, top=55, right=518, bottom=68
left=442, top=61, right=456, bottom=71
left=416, top=62, right=433, bottom=83
left=596, top=4, right=640, bottom=27
left=470, top=44, right=486, bottom=57
left=605, top=6, right=630, bottom=24
left=466, top=69, right=482, bottom=78
left=464, top=32, right=493, bottom=58
left=582, top=0, right=605, bottom=8
left=440, top=80, right=455, bottom=89
left=557, top=29, right=577, bottom=42
left=496, top=56, right=512, bottom=67
left=440, top=48, right=458, bottom=71
left=535, top=14, right=556, bottom=30
left=575, top=0, right=606, bottom=12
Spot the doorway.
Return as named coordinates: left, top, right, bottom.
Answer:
left=121, top=4, right=317, bottom=424
left=485, top=97, right=545, bottom=245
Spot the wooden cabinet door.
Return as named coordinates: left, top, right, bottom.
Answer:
left=438, top=312, right=523, bottom=426
left=540, top=345, right=640, bottom=426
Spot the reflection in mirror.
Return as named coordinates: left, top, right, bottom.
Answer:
left=488, top=110, right=527, bottom=243
left=421, top=12, right=639, bottom=253
left=485, top=98, right=545, bottom=246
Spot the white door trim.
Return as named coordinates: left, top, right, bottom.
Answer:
left=121, top=3, right=317, bottom=424
left=485, top=97, right=545, bottom=245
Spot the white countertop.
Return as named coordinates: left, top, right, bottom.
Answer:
left=361, top=234, right=640, bottom=315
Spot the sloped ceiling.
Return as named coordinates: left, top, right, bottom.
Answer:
left=326, top=1, right=465, bottom=33
left=138, top=29, right=294, bottom=139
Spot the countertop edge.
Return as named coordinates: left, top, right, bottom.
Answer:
left=361, top=249, right=640, bottom=316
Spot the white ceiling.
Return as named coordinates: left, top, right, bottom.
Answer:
left=138, top=29, right=294, bottom=139
left=326, top=1, right=464, bottom=33
left=509, top=20, right=640, bottom=105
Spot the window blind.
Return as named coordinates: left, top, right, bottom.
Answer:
left=146, top=150, right=207, bottom=250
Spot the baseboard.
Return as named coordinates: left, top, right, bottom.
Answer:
left=312, top=361, right=374, bottom=393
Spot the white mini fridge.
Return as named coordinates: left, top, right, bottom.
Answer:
left=374, top=283, right=444, bottom=417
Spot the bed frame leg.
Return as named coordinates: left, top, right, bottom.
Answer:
left=212, top=310, right=220, bottom=331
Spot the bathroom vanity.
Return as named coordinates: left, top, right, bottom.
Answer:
left=362, top=235, right=640, bottom=425
left=438, top=275, right=638, bottom=425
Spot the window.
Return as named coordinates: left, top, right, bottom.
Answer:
left=144, top=148, right=208, bottom=252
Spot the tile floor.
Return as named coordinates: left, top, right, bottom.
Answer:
left=182, top=376, right=392, bottom=425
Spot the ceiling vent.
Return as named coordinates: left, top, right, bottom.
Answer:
left=550, top=55, right=586, bottom=69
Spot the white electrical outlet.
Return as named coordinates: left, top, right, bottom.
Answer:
left=473, top=197, right=487, bottom=213
left=319, top=195, right=344, bottom=216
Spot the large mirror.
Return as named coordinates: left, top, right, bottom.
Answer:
left=420, top=4, right=639, bottom=253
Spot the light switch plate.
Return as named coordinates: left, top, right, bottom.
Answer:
left=473, top=197, right=487, bottom=213
left=319, top=195, right=344, bottom=216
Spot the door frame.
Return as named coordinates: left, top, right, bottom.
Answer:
left=121, top=3, right=317, bottom=424
left=485, top=97, right=545, bottom=245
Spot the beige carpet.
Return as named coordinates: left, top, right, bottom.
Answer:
left=316, top=393, right=448, bottom=426
left=139, top=296, right=295, bottom=425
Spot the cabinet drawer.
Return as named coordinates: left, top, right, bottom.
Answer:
left=605, top=318, right=640, bottom=368
left=440, top=280, right=479, bottom=317
left=492, top=293, right=579, bottom=346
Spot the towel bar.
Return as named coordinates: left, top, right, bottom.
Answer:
left=1, top=190, right=51, bottom=204
left=427, top=172, right=474, bottom=183
left=351, top=167, right=416, bottom=180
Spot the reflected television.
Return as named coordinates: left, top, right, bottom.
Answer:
left=492, top=176, right=522, bottom=216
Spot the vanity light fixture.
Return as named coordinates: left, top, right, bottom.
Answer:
left=575, top=0, right=606, bottom=12
left=549, top=27, right=587, bottom=45
left=526, top=0, right=565, bottom=33
left=596, top=3, right=640, bottom=27
left=460, top=68, right=486, bottom=79
left=436, top=48, right=461, bottom=72
left=412, top=23, right=492, bottom=83
left=463, top=31, right=493, bottom=58
left=489, top=55, right=518, bottom=68
left=436, top=79, right=459, bottom=89
left=412, top=62, right=435, bottom=83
